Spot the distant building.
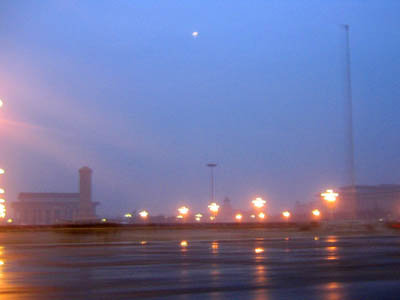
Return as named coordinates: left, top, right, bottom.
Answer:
left=12, top=167, right=98, bottom=224
left=220, top=197, right=233, bottom=221
left=338, top=184, right=400, bottom=219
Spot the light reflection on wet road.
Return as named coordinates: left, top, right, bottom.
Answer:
left=0, top=235, right=400, bottom=299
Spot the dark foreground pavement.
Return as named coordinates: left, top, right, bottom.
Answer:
left=0, top=232, right=399, bottom=299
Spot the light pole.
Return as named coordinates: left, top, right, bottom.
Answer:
left=206, top=163, right=217, bottom=204
left=321, top=189, right=339, bottom=220
left=0, top=100, right=5, bottom=221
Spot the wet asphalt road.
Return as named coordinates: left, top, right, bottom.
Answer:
left=0, top=235, right=400, bottom=299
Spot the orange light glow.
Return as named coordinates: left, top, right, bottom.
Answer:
left=312, top=209, right=321, bottom=217
left=140, top=241, right=147, bottom=245
left=0, top=204, right=6, bottom=218
left=211, top=242, right=219, bottom=249
left=250, top=214, right=256, bottom=219
left=0, top=260, right=4, bottom=266
left=252, top=197, right=266, bottom=209
left=177, top=215, right=184, bottom=219
left=209, top=216, right=215, bottom=221
left=254, top=247, right=264, bottom=254
left=178, top=206, right=189, bottom=215
left=282, top=211, right=291, bottom=218
left=258, top=212, right=265, bottom=219
left=139, top=210, right=149, bottom=218
left=321, top=189, right=339, bottom=203
left=208, top=202, right=220, bottom=213
left=180, top=240, right=188, bottom=247
left=235, top=213, right=243, bottom=221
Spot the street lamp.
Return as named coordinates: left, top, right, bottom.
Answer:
left=139, top=210, right=149, bottom=219
left=208, top=202, right=219, bottom=216
left=312, top=209, right=321, bottom=218
left=178, top=206, right=189, bottom=218
left=206, top=163, right=217, bottom=205
left=321, top=189, right=339, bottom=220
left=282, top=211, right=291, bottom=219
left=252, top=197, right=266, bottom=209
left=195, top=213, right=203, bottom=222
left=321, top=189, right=339, bottom=203
left=235, top=213, right=243, bottom=221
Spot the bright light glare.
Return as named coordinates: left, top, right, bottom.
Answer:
left=235, top=213, right=243, bottom=221
left=192, top=31, right=199, bottom=37
left=252, top=197, right=266, bottom=208
left=101, top=218, right=107, bottom=222
left=139, top=210, right=149, bottom=218
left=321, top=189, right=339, bottom=203
left=0, top=189, right=4, bottom=194
left=0, top=199, right=4, bottom=203
left=258, top=212, right=265, bottom=219
left=178, top=206, right=189, bottom=215
left=124, top=213, right=132, bottom=218
left=0, top=203, right=5, bottom=218
left=0, top=260, right=4, bottom=266
left=177, top=215, right=183, bottom=219
left=0, top=100, right=3, bottom=107
left=254, top=248, right=264, bottom=254
left=180, top=240, right=188, bottom=247
left=6, top=218, right=12, bottom=223
left=0, top=169, right=4, bottom=175
left=282, top=211, right=291, bottom=218
left=208, top=202, right=220, bottom=213
left=312, top=209, right=321, bottom=217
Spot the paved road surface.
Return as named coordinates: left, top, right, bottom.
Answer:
left=0, top=234, right=399, bottom=299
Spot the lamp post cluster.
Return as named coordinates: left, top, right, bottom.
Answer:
left=122, top=188, right=339, bottom=223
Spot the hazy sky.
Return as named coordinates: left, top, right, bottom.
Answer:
left=1, top=1, right=399, bottom=216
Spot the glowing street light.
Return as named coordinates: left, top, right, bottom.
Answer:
left=254, top=247, right=264, bottom=254
left=235, top=213, right=243, bottom=221
left=0, top=99, right=3, bottom=107
left=178, top=206, right=189, bottom=216
left=208, top=202, right=220, bottom=214
left=0, top=169, right=4, bottom=175
left=312, top=209, right=321, bottom=217
left=321, top=189, right=339, bottom=203
left=195, top=213, right=203, bottom=222
left=124, top=213, right=132, bottom=218
left=0, top=188, right=4, bottom=194
left=258, top=212, right=265, bottom=220
left=139, top=210, right=149, bottom=219
left=282, top=211, right=291, bottom=219
left=252, top=197, right=266, bottom=209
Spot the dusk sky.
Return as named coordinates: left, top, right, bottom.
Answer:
left=1, top=1, right=399, bottom=216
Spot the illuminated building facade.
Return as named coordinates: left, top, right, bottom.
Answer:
left=12, top=167, right=98, bottom=224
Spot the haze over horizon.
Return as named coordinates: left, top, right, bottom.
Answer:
left=1, top=0, right=399, bottom=216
